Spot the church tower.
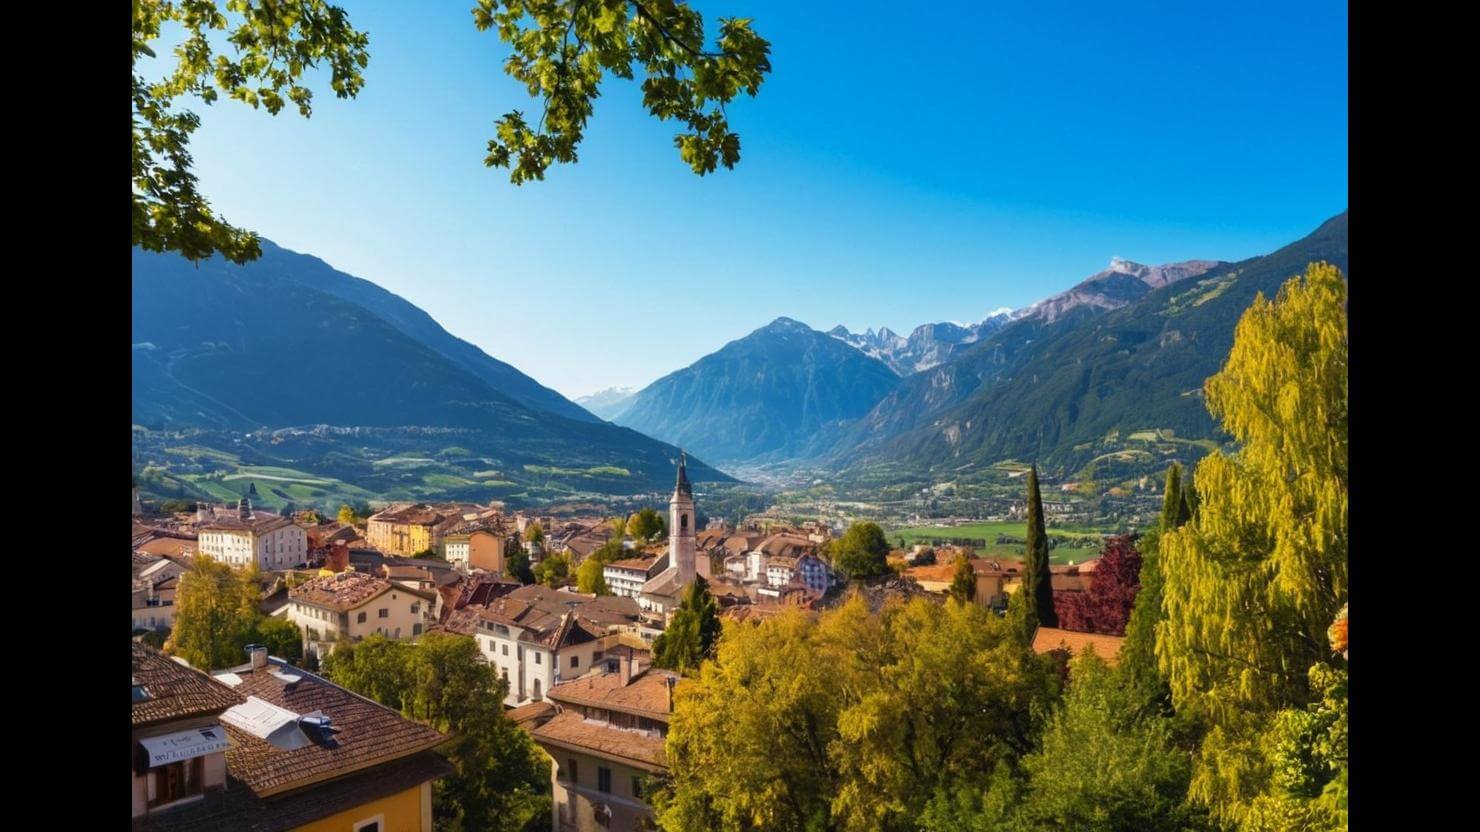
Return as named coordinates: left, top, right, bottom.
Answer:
left=670, top=451, right=696, bottom=585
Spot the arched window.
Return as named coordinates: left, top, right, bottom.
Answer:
left=681, top=513, right=688, bottom=531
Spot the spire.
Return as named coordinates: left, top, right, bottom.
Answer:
left=674, top=451, right=692, bottom=499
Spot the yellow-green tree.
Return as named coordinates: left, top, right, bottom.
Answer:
left=167, top=557, right=262, bottom=670
left=1157, top=262, right=1347, bottom=826
left=575, top=557, right=610, bottom=595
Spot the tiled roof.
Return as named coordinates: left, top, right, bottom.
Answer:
left=607, top=556, right=659, bottom=572
left=134, top=536, right=198, bottom=559
left=471, top=584, right=638, bottom=647
left=1031, top=627, right=1126, bottom=666
left=212, top=659, right=447, bottom=797
left=531, top=709, right=668, bottom=771
left=132, top=643, right=244, bottom=727
left=287, top=571, right=393, bottom=612
left=507, top=700, right=558, bottom=730
left=130, top=749, right=451, bottom=832
left=639, top=566, right=685, bottom=599
left=545, top=666, right=681, bottom=721
left=200, top=513, right=294, bottom=534
left=756, top=534, right=818, bottom=558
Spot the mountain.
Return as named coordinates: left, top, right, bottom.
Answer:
left=576, top=387, right=638, bottom=421
left=131, top=246, right=730, bottom=504
left=612, top=317, right=901, bottom=463
left=826, top=211, right=1348, bottom=480
left=830, top=309, right=1015, bottom=375
left=229, top=240, right=598, bottom=423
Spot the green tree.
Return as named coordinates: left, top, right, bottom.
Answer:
left=1157, top=263, right=1347, bottom=826
left=134, top=1, right=771, bottom=264
left=506, top=543, right=535, bottom=584
left=1010, top=650, right=1206, bottom=832
left=523, top=521, right=545, bottom=546
left=337, top=503, right=363, bottom=526
left=830, top=521, right=892, bottom=581
left=533, top=551, right=571, bottom=587
left=320, top=634, right=415, bottom=711
left=168, top=557, right=261, bottom=670
left=949, top=555, right=977, bottom=604
left=576, top=557, right=611, bottom=595
left=627, top=507, right=667, bottom=541
left=652, top=575, right=721, bottom=674
left=254, top=615, right=304, bottom=664
left=1023, top=465, right=1056, bottom=629
left=1121, top=463, right=1198, bottom=712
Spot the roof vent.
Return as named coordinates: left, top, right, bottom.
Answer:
left=271, top=669, right=303, bottom=687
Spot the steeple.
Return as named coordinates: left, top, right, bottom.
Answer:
left=673, top=451, right=692, bottom=499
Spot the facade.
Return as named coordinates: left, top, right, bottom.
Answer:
left=365, top=504, right=465, bottom=557
left=637, top=454, right=698, bottom=617
left=132, top=642, right=242, bottom=822
left=198, top=499, right=308, bottom=570
left=470, top=584, right=642, bottom=707
left=604, top=555, right=666, bottom=599
left=527, top=654, right=681, bottom=832
left=133, top=558, right=185, bottom=632
left=285, top=571, right=435, bottom=664
left=763, top=552, right=832, bottom=594
left=131, top=646, right=452, bottom=832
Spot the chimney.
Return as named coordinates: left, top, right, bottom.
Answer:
left=239, top=497, right=251, bottom=520
left=196, top=502, right=209, bottom=523
left=326, top=540, right=350, bottom=573
left=246, top=644, right=268, bottom=671
left=618, top=649, right=632, bottom=686
left=665, top=675, right=676, bottom=713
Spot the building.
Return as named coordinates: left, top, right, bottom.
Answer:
left=763, top=552, right=832, bottom=594
left=133, top=642, right=242, bottom=822
left=133, top=557, right=186, bottom=632
left=527, top=653, right=682, bottom=832
left=365, top=504, right=465, bottom=557
left=603, top=554, right=668, bottom=599
left=198, top=499, right=309, bottom=571
left=133, top=643, right=453, bottom=831
left=285, top=571, right=436, bottom=664
left=469, top=584, right=643, bottom=707
left=637, top=454, right=699, bottom=617
left=443, top=519, right=515, bottom=573
left=1030, top=626, right=1127, bottom=666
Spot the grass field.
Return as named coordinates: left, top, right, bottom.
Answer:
left=888, top=521, right=1111, bottom=565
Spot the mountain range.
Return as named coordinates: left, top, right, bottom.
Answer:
left=827, top=310, right=1014, bottom=376
left=576, top=387, right=639, bottom=421
left=610, top=317, right=901, bottom=463
left=131, top=244, right=730, bottom=508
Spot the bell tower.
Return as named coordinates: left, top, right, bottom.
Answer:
left=670, top=452, right=696, bottom=585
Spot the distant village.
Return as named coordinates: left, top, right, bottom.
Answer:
left=132, top=457, right=1125, bottom=831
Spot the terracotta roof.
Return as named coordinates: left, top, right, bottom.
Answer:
left=134, top=536, right=198, bottom=560
left=287, top=571, right=395, bottom=612
left=507, top=700, right=559, bottom=730
left=756, top=534, right=818, bottom=558
left=545, top=666, right=681, bottom=720
left=212, top=659, right=447, bottom=797
left=472, top=584, right=638, bottom=647
left=607, top=556, right=659, bottom=572
left=200, top=512, right=294, bottom=534
left=531, top=709, right=668, bottom=771
left=132, top=643, right=245, bottom=728
left=1031, top=627, right=1127, bottom=666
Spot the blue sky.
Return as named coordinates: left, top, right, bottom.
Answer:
left=159, top=1, right=1347, bottom=399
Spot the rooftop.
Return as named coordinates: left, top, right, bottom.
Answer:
left=132, top=643, right=245, bottom=728
left=1031, top=627, right=1127, bottom=666
left=545, top=664, right=682, bottom=721
left=531, top=709, right=668, bottom=771
left=288, top=571, right=401, bottom=612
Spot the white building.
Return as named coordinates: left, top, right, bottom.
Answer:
left=604, top=554, right=667, bottom=599
left=197, top=498, right=308, bottom=571
left=638, top=454, right=698, bottom=617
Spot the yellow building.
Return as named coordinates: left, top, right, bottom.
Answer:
left=133, top=645, right=452, bottom=832
left=365, top=504, right=464, bottom=556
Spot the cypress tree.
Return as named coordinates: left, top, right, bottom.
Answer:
left=1023, top=465, right=1056, bottom=629
left=1159, top=463, right=1185, bottom=534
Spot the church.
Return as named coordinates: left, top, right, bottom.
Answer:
left=637, top=452, right=709, bottom=618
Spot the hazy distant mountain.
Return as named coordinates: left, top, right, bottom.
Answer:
left=829, top=309, right=1015, bottom=375
left=131, top=246, right=730, bottom=500
left=613, top=317, right=900, bottom=463
left=577, top=387, right=638, bottom=421
left=823, top=211, right=1348, bottom=479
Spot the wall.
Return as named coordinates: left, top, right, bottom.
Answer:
left=468, top=531, right=507, bottom=574
left=291, top=780, right=431, bottom=832
left=549, top=751, right=656, bottom=832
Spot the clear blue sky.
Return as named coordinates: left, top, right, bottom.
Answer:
left=159, top=0, right=1347, bottom=399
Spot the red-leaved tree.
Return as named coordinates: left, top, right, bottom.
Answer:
left=1053, top=535, right=1143, bottom=635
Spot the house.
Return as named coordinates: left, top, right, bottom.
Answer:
left=603, top=554, right=668, bottom=599
left=285, top=571, right=436, bottom=664
left=198, top=499, right=309, bottom=571
left=133, top=557, right=186, bottom=632
left=527, top=652, right=682, bottom=832
left=132, top=642, right=242, bottom=822
left=365, top=503, right=466, bottom=557
left=469, top=584, right=642, bottom=707
left=442, top=518, right=515, bottom=573
left=1031, top=626, right=1127, bottom=666
left=763, top=552, right=832, bottom=594
left=130, top=645, right=453, bottom=831
left=134, top=534, right=198, bottom=562
left=562, top=526, right=617, bottom=565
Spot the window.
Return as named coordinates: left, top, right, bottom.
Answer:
left=149, top=757, right=204, bottom=807
left=413, top=623, right=422, bottom=636
left=533, top=678, right=542, bottom=699
left=357, top=612, right=367, bottom=624
left=411, top=602, right=420, bottom=614
left=378, top=608, right=389, bottom=619
left=534, top=652, right=542, bottom=665
left=571, top=655, right=579, bottom=669
left=502, top=644, right=509, bottom=656
left=353, top=817, right=384, bottom=832
left=598, top=766, right=612, bottom=794
left=565, top=758, right=578, bottom=783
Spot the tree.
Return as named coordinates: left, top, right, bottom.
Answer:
left=1157, top=263, right=1347, bottom=825
left=254, top=615, right=304, bottom=663
left=626, top=506, right=667, bottom=541
left=533, top=551, right=571, bottom=587
left=168, top=557, right=261, bottom=670
left=1009, top=651, right=1207, bottom=832
left=1122, top=465, right=1197, bottom=712
left=323, top=633, right=550, bottom=831
left=576, top=557, right=611, bottom=595
left=652, top=575, right=720, bottom=674
left=524, top=521, right=545, bottom=546
left=949, top=555, right=976, bottom=604
left=506, top=543, right=535, bottom=584
left=134, top=1, right=771, bottom=264
left=1022, top=465, right=1056, bottom=630
left=830, top=521, right=891, bottom=581
left=337, top=503, right=363, bottom=526
left=1055, top=535, right=1142, bottom=636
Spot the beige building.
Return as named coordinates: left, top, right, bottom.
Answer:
left=443, top=520, right=514, bottom=574
left=198, top=499, right=308, bottom=571
left=365, top=503, right=479, bottom=557
left=286, top=570, right=436, bottom=663
left=527, top=653, right=680, bottom=832
left=132, top=643, right=240, bottom=821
